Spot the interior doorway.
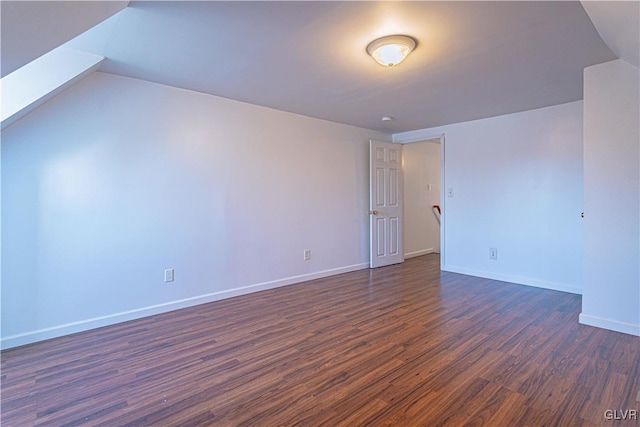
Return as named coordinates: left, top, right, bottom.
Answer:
left=402, top=138, right=442, bottom=259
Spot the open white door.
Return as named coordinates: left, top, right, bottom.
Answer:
left=369, top=140, right=404, bottom=268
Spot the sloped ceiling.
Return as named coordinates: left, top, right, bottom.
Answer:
left=0, top=1, right=128, bottom=77
left=581, top=0, right=640, bottom=67
left=2, top=1, right=619, bottom=133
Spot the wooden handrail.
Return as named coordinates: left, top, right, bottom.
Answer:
left=432, top=205, right=441, bottom=215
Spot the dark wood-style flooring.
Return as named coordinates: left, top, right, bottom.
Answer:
left=2, top=254, right=639, bottom=426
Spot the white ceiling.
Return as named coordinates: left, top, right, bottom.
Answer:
left=3, top=1, right=620, bottom=133
left=0, top=1, right=128, bottom=77
left=580, top=0, right=640, bottom=67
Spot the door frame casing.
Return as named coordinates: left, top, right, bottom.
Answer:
left=389, top=132, right=446, bottom=270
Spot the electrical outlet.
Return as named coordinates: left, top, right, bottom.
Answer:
left=164, top=268, right=174, bottom=282
left=489, top=248, right=498, bottom=260
left=447, top=188, right=454, bottom=197
left=303, top=249, right=311, bottom=261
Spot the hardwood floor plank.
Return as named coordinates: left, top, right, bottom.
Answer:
left=463, top=385, right=528, bottom=427
left=2, top=254, right=638, bottom=426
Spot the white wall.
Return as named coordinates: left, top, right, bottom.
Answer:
left=1, top=72, right=387, bottom=348
left=403, top=140, right=441, bottom=257
left=395, top=101, right=584, bottom=294
left=581, top=59, right=640, bottom=336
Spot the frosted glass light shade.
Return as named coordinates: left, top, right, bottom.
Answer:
left=367, top=35, right=416, bottom=67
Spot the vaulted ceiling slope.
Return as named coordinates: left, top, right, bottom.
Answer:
left=2, top=1, right=619, bottom=133
left=0, top=1, right=128, bottom=77
left=581, top=0, right=640, bottom=67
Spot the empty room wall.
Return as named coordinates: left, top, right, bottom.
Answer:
left=1, top=72, right=386, bottom=348
left=581, top=59, right=640, bottom=336
left=395, top=101, right=584, bottom=294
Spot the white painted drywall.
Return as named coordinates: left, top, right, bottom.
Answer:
left=580, top=1, right=640, bottom=67
left=395, top=101, right=584, bottom=294
left=581, top=59, right=640, bottom=336
left=1, top=47, right=104, bottom=128
left=403, top=140, right=441, bottom=257
left=1, top=0, right=127, bottom=77
left=1, top=72, right=387, bottom=348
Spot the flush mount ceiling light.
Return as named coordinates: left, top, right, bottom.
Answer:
left=367, top=35, right=416, bottom=67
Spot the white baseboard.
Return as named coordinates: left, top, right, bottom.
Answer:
left=442, top=264, right=582, bottom=295
left=404, top=248, right=434, bottom=259
left=1, top=262, right=370, bottom=349
left=579, top=313, right=640, bottom=336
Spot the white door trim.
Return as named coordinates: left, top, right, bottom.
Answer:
left=393, top=133, right=446, bottom=270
